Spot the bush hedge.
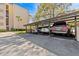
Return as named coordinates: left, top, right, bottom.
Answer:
left=0, top=29, right=6, bottom=32
left=11, top=28, right=26, bottom=31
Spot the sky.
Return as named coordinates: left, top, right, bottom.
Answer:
left=17, top=3, right=38, bottom=16
left=71, top=3, right=79, bottom=9
left=17, top=3, right=79, bottom=16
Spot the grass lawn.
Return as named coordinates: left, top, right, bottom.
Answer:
left=15, top=31, right=26, bottom=35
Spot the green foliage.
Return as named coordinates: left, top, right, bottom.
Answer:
left=35, top=3, right=72, bottom=21
left=16, top=16, right=20, bottom=21
left=16, top=31, right=26, bottom=35
left=0, top=29, right=6, bottom=32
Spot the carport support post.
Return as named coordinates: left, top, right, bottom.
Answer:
left=26, top=26, right=27, bottom=33
left=75, top=16, right=79, bottom=41
left=36, top=23, right=38, bottom=34
left=74, top=16, right=77, bottom=41
left=30, top=25, right=32, bottom=33
left=49, top=19, right=51, bottom=36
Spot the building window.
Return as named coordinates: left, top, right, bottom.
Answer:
left=6, top=5, right=9, bottom=30
left=6, top=18, right=9, bottom=25
left=6, top=10, right=9, bottom=17
left=6, top=17, right=9, bottom=30
left=6, top=5, right=9, bottom=9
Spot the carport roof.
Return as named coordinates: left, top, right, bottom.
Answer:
left=24, top=10, right=79, bottom=26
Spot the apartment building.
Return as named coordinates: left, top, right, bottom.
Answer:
left=0, top=3, right=29, bottom=31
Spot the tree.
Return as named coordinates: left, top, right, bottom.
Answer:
left=16, top=16, right=20, bottom=21
left=16, top=16, right=23, bottom=21
left=35, top=3, right=72, bottom=21
left=16, top=16, right=24, bottom=29
left=56, top=3, right=72, bottom=16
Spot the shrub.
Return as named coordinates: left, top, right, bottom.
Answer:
left=0, top=29, right=6, bottom=32
left=11, top=28, right=26, bottom=31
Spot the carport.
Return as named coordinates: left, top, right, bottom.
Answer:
left=24, top=10, right=79, bottom=41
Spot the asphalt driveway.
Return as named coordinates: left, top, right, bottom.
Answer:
left=19, top=34, right=79, bottom=56
left=0, top=33, right=79, bottom=56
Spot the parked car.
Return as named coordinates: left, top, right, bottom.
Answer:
left=32, top=28, right=38, bottom=33
left=32, top=27, right=42, bottom=33
left=50, top=21, right=75, bottom=36
left=37, top=26, right=49, bottom=34
left=70, top=27, right=75, bottom=36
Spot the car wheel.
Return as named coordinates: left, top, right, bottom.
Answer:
left=66, top=29, right=71, bottom=36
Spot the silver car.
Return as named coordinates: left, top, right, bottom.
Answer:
left=51, top=21, right=74, bottom=36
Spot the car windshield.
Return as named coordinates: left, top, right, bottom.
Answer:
left=53, top=21, right=66, bottom=26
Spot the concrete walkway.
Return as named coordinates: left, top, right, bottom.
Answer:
left=0, top=32, right=16, bottom=37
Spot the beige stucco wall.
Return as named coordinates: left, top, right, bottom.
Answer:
left=0, top=4, right=6, bottom=30
left=0, top=3, right=29, bottom=30
left=12, top=4, right=29, bottom=29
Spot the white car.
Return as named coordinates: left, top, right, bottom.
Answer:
left=32, top=28, right=38, bottom=33
left=38, top=26, right=49, bottom=33
left=41, top=28, right=49, bottom=33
